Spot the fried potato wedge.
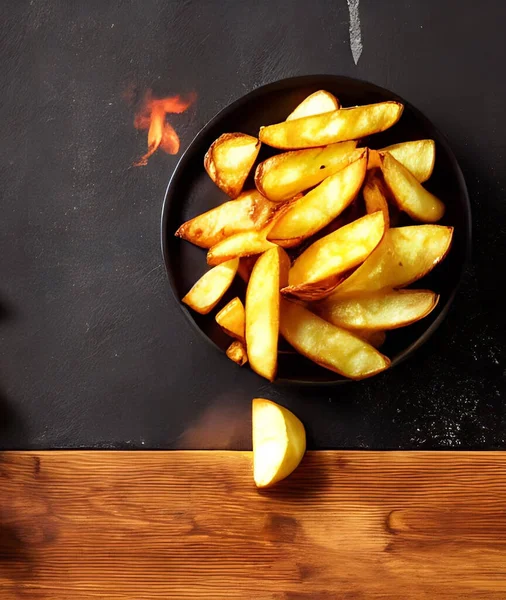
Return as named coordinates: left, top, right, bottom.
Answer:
left=377, top=140, right=435, bottom=182
left=255, top=141, right=358, bottom=202
left=355, top=329, right=386, bottom=349
left=175, top=190, right=278, bottom=248
left=267, top=150, right=368, bottom=245
left=226, top=341, right=248, bottom=366
left=246, top=247, right=290, bottom=381
left=286, top=90, right=340, bottom=121
left=381, top=153, right=445, bottom=223
left=287, top=211, right=385, bottom=289
left=216, top=297, right=245, bottom=341
left=279, top=300, right=390, bottom=380
left=329, top=225, right=453, bottom=297
left=259, top=101, right=403, bottom=149
left=207, top=201, right=294, bottom=265
left=204, top=133, right=260, bottom=198
left=317, top=289, right=439, bottom=331
left=182, top=258, right=239, bottom=314
left=363, top=170, right=390, bottom=229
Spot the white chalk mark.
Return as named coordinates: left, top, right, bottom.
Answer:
left=347, top=0, right=363, bottom=65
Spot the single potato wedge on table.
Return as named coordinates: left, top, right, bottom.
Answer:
left=204, top=133, right=260, bottom=198
left=369, top=139, right=435, bottom=182
left=182, top=258, right=239, bottom=314
left=246, top=246, right=290, bottom=382
left=316, top=289, right=439, bottom=331
left=255, top=141, right=358, bottom=202
left=267, top=150, right=368, bottom=246
left=226, top=341, right=248, bottom=366
left=175, top=190, right=278, bottom=248
left=259, top=101, right=403, bottom=149
left=279, top=299, right=391, bottom=380
left=286, top=90, right=340, bottom=121
left=283, top=211, right=385, bottom=301
left=215, top=297, right=245, bottom=341
left=328, top=225, right=453, bottom=297
left=381, top=153, right=445, bottom=222
left=253, top=398, right=306, bottom=488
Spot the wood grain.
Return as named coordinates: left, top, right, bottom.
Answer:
left=1, top=451, right=506, bottom=599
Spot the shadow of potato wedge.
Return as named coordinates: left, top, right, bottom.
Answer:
left=316, top=289, right=439, bottom=331
left=369, top=140, right=435, bottom=182
left=246, top=247, right=290, bottom=382
left=226, top=340, right=248, bottom=366
left=216, top=297, right=245, bottom=342
left=329, top=225, right=454, bottom=297
left=286, top=90, right=340, bottom=121
left=267, top=150, right=368, bottom=244
left=363, top=169, right=390, bottom=229
left=175, top=190, right=279, bottom=248
left=255, top=141, right=358, bottom=202
left=204, top=133, right=260, bottom=198
left=259, top=101, right=403, bottom=149
left=182, top=258, right=239, bottom=314
left=288, top=211, right=386, bottom=288
left=279, top=299, right=390, bottom=380
left=381, top=153, right=445, bottom=222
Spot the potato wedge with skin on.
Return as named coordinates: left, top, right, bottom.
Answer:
left=182, top=258, right=239, bottom=314
left=287, top=211, right=386, bottom=289
left=363, top=170, right=390, bottom=229
left=204, top=133, right=260, bottom=198
left=381, top=153, right=445, bottom=222
left=279, top=299, right=390, bottom=380
left=255, top=141, right=358, bottom=202
left=259, top=101, right=404, bottom=149
left=286, top=90, right=340, bottom=121
left=175, top=190, right=278, bottom=249
left=329, top=225, right=454, bottom=297
left=253, top=398, right=306, bottom=488
left=206, top=200, right=295, bottom=265
left=246, top=247, right=290, bottom=382
left=226, top=341, right=248, bottom=366
left=216, top=297, right=245, bottom=342
left=316, top=289, right=439, bottom=331
left=267, top=150, right=368, bottom=245
left=368, top=140, right=435, bottom=182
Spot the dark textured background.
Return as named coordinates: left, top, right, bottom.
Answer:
left=0, top=0, right=504, bottom=450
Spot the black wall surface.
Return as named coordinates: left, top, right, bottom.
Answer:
left=0, top=0, right=505, bottom=449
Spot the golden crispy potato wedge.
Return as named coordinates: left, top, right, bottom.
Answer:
left=363, top=170, right=390, bottom=229
left=246, top=247, right=290, bottom=381
left=267, top=150, right=368, bottom=244
left=206, top=200, right=294, bottom=265
left=380, top=140, right=435, bottom=182
left=182, top=258, right=239, bottom=314
left=226, top=341, right=248, bottom=366
left=286, top=90, right=340, bottom=121
left=316, top=289, right=439, bottom=331
left=287, top=211, right=385, bottom=289
left=255, top=141, right=358, bottom=202
left=175, top=190, right=278, bottom=248
left=381, top=153, right=445, bottom=222
left=216, top=297, right=245, bottom=341
left=259, top=101, right=403, bottom=149
left=329, top=225, right=453, bottom=297
left=279, top=300, right=390, bottom=380
left=204, top=133, right=260, bottom=198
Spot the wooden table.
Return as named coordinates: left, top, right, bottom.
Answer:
left=1, top=451, right=505, bottom=599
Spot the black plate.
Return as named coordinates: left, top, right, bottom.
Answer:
left=161, top=75, right=471, bottom=385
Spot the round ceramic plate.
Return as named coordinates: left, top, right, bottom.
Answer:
left=161, top=75, right=471, bottom=385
